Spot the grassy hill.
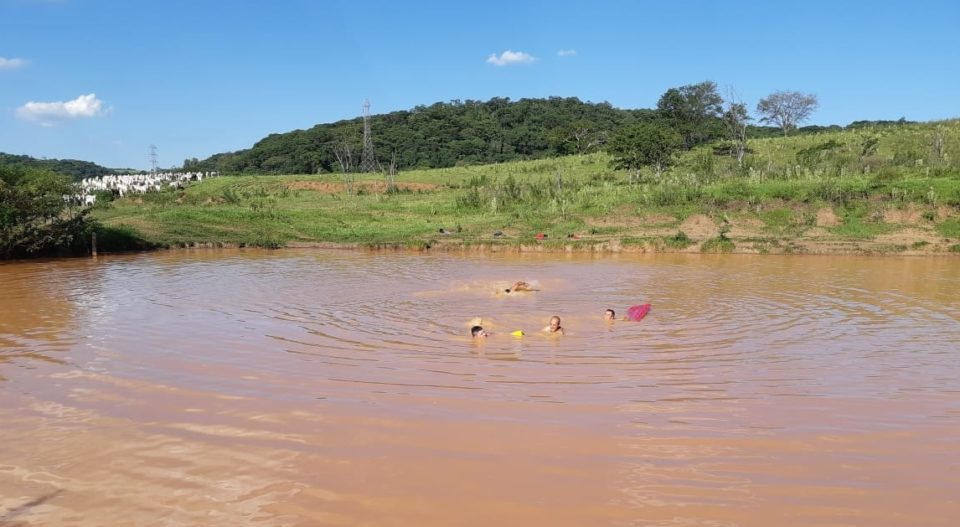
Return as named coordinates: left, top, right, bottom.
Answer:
left=93, top=120, right=960, bottom=255
left=0, top=153, right=120, bottom=180
left=191, top=95, right=865, bottom=176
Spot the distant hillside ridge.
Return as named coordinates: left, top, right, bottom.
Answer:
left=0, top=153, right=123, bottom=181
left=192, top=96, right=919, bottom=176
left=191, top=97, right=649, bottom=175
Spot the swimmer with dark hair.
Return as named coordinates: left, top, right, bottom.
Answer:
left=505, top=281, right=538, bottom=293
left=471, top=325, right=489, bottom=338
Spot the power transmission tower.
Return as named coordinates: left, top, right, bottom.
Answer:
left=149, top=144, right=158, bottom=174
left=360, top=99, right=378, bottom=172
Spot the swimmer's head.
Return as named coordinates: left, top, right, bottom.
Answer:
left=549, top=316, right=562, bottom=332
left=604, top=309, right=616, bottom=321
left=471, top=325, right=488, bottom=338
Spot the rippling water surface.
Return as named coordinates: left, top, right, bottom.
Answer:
left=1, top=249, right=959, bottom=526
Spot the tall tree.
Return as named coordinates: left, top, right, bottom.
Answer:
left=656, top=80, right=724, bottom=148
left=1, top=166, right=91, bottom=259
left=756, top=91, right=819, bottom=136
left=196, top=97, right=640, bottom=174
left=608, top=122, right=682, bottom=182
left=722, top=91, right=751, bottom=167
left=331, top=142, right=355, bottom=194
left=550, top=120, right=606, bottom=156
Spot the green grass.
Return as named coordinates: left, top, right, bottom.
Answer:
left=829, top=205, right=898, bottom=239
left=663, top=231, right=694, bottom=249
left=92, top=223, right=161, bottom=252
left=90, top=121, right=960, bottom=252
left=757, top=207, right=812, bottom=235
left=701, top=236, right=736, bottom=253
left=830, top=218, right=896, bottom=240
left=936, top=219, right=960, bottom=239
left=620, top=236, right=653, bottom=248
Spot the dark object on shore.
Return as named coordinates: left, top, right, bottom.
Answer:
left=439, top=228, right=450, bottom=235
left=493, top=230, right=503, bottom=237
left=567, top=233, right=580, bottom=240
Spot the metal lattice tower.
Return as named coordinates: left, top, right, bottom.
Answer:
left=360, top=99, right=378, bottom=172
left=148, top=144, right=158, bottom=174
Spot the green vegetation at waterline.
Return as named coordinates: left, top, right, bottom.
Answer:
left=91, top=121, right=960, bottom=255
left=1, top=165, right=91, bottom=258
left=0, top=165, right=158, bottom=259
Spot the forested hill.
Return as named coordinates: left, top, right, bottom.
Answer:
left=194, top=94, right=890, bottom=176
left=193, top=97, right=658, bottom=175
left=0, top=153, right=117, bottom=180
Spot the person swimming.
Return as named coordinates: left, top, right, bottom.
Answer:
left=471, top=325, right=489, bottom=338
left=604, top=308, right=616, bottom=321
left=505, top=281, right=537, bottom=293
left=542, top=315, right=565, bottom=335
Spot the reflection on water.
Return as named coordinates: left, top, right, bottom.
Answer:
left=1, top=250, right=959, bottom=526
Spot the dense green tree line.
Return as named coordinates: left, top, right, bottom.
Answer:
left=1, top=92, right=917, bottom=182
left=196, top=97, right=652, bottom=174
left=0, top=165, right=92, bottom=258
left=192, top=90, right=911, bottom=176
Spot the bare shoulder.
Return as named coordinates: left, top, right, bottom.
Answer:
left=511, top=281, right=538, bottom=292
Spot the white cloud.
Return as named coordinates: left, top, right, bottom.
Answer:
left=0, top=57, right=27, bottom=70
left=16, top=93, right=108, bottom=125
left=486, top=50, right=536, bottom=66
left=557, top=49, right=577, bottom=57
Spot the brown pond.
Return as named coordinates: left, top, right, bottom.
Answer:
left=1, top=250, right=959, bottom=526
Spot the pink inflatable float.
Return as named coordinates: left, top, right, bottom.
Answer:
left=626, top=304, right=651, bottom=321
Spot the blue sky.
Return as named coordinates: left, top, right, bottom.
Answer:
left=1, top=0, right=958, bottom=170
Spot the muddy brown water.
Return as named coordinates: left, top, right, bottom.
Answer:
left=1, top=250, right=959, bottom=526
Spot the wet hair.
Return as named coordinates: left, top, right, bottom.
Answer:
left=605, top=309, right=615, bottom=317
left=504, top=288, right=511, bottom=293
left=471, top=325, right=484, bottom=337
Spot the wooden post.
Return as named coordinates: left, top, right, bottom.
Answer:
left=91, top=232, right=97, bottom=257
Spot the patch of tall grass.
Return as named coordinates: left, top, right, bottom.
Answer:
left=90, top=121, right=960, bottom=249
left=936, top=219, right=960, bottom=238
left=701, top=236, right=735, bottom=253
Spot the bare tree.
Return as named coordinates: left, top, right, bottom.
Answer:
left=332, top=142, right=355, bottom=194
left=932, top=126, right=946, bottom=162
left=723, top=90, right=751, bottom=167
left=559, top=123, right=607, bottom=155
left=385, top=151, right=398, bottom=193
left=554, top=169, right=566, bottom=220
left=756, top=91, right=819, bottom=136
